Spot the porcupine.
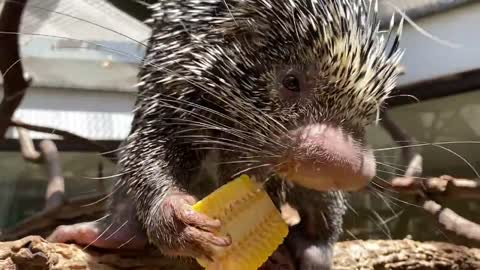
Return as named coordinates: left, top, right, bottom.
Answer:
left=48, top=0, right=403, bottom=269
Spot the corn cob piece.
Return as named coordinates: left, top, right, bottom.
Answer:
left=192, top=174, right=289, bottom=270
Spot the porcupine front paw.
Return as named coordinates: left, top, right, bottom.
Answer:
left=150, top=192, right=232, bottom=262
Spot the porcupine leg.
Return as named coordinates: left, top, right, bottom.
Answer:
left=285, top=188, right=346, bottom=270
left=48, top=184, right=148, bottom=249
left=259, top=243, right=296, bottom=270
left=50, top=142, right=231, bottom=261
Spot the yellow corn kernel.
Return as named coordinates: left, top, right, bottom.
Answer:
left=192, top=174, right=289, bottom=270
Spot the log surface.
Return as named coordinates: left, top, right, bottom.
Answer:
left=1, top=236, right=480, bottom=269
left=333, top=239, right=480, bottom=270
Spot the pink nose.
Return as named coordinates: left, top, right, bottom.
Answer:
left=277, top=124, right=376, bottom=192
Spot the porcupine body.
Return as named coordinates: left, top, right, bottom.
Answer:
left=49, top=0, right=403, bottom=269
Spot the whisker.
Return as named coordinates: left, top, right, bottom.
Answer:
left=431, top=144, right=480, bottom=179
left=222, top=0, right=238, bottom=26
left=375, top=140, right=480, bottom=177
left=345, top=200, right=360, bottom=216
left=260, top=173, right=278, bottom=186
left=386, top=94, right=420, bottom=103
left=434, top=228, right=452, bottom=243
left=191, top=139, right=266, bottom=155
left=374, top=140, right=480, bottom=152
left=370, top=178, right=388, bottom=189
left=369, top=188, right=401, bottom=209
left=256, top=161, right=289, bottom=188
left=2, top=58, right=22, bottom=79
left=131, top=0, right=150, bottom=8
left=191, top=146, right=252, bottom=153
left=382, top=209, right=404, bottom=224
left=97, top=144, right=128, bottom=157
left=376, top=160, right=409, bottom=170
left=370, top=210, right=392, bottom=239
left=82, top=171, right=130, bottom=180
left=0, top=31, right=145, bottom=62
left=3, top=34, right=288, bottom=147
left=375, top=169, right=429, bottom=180
left=83, top=222, right=113, bottom=250
left=345, top=229, right=359, bottom=240
left=0, top=30, right=238, bottom=110
left=117, top=235, right=136, bottom=249
left=231, top=163, right=273, bottom=178
left=371, top=185, right=421, bottom=208
left=162, top=114, right=288, bottom=152
left=80, top=185, right=120, bottom=207
left=104, top=220, right=129, bottom=241
left=376, top=162, right=407, bottom=173
left=215, top=159, right=261, bottom=165
left=4, top=29, right=274, bottom=140
left=370, top=177, right=400, bottom=194
left=369, top=184, right=402, bottom=212
left=5, top=0, right=148, bottom=47
left=187, top=139, right=267, bottom=156
left=384, top=0, right=463, bottom=48
left=172, top=123, right=287, bottom=151
left=177, top=134, right=264, bottom=152
left=92, top=214, right=112, bottom=223
left=159, top=88, right=287, bottom=141
left=156, top=97, right=287, bottom=148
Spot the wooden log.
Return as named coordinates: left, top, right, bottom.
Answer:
left=333, top=239, right=480, bottom=270
left=0, top=236, right=199, bottom=270
left=1, top=236, right=479, bottom=270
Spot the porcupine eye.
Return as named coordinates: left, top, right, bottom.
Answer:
left=282, top=74, right=300, bottom=92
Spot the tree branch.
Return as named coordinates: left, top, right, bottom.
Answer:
left=0, top=0, right=30, bottom=140
left=0, top=1, right=117, bottom=162
left=380, top=110, right=480, bottom=244
left=0, top=128, right=105, bottom=242
left=16, top=126, right=41, bottom=162
left=10, top=120, right=118, bottom=162
left=16, top=127, right=66, bottom=211
left=390, top=175, right=480, bottom=200
left=423, top=200, right=480, bottom=242
left=0, top=193, right=107, bottom=242
left=38, top=140, right=66, bottom=211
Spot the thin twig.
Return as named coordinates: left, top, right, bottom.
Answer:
left=389, top=175, right=480, bottom=200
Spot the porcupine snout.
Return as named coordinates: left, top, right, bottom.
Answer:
left=276, top=123, right=376, bottom=192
